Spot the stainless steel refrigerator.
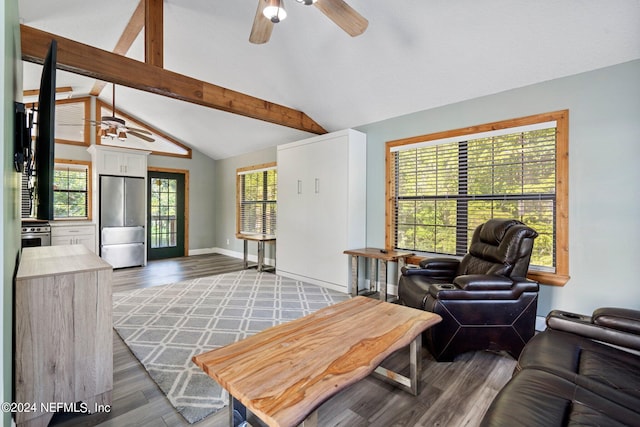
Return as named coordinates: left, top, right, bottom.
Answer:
left=100, top=175, right=146, bottom=268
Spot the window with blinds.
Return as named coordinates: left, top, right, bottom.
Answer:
left=237, top=165, right=277, bottom=235
left=53, top=162, right=90, bottom=219
left=387, top=111, right=569, bottom=276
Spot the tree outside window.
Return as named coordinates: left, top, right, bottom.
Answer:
left=387, top=111, right=569, bottom=285
left=53, top=160, right=91, bottom=219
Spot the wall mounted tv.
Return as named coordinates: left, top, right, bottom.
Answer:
left=34, top=39, right=57, bottom=220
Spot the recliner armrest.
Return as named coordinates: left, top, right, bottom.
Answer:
left=418, top=257, right=460, bottom=271
left=427, top=277, right=537, bottom=300
left=453, top=274, right=514, bottom=291
left=400, top=257, right=459, bottom=280
left=546, top=307, right=640, bottom=351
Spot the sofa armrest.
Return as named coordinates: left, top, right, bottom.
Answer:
left=400, top=257, right=459, bottom=280
left=546, top=308, right=640, bottom=351
left=593, top=307, right=640, bottom=335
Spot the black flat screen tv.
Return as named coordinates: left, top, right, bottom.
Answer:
left=34, top=40, right=57, bottom=220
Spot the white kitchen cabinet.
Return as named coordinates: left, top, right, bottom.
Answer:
left=51, top=223, right=97, bottom=253
left=276, top=129, right=367, bottom=293
left=88, top=144, right=148, bottom=177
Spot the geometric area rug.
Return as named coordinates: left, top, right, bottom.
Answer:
left=112, top=270, right=350, bottom=424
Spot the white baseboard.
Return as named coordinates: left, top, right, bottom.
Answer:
left=188, top=247, right=275, bottom=267
left=277, top=270, right=348, bottom=294
left=188, top=247, right=219, bottom=256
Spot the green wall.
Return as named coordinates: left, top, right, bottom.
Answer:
left=55, top=143, right=218, bottom=252
left=2, top=0, right=22, bottom=425
left=215, top=60, right=640, bottom=317
left=356, top=59, right=640, bottom=316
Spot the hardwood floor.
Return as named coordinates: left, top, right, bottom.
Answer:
left=49, top=253, right=515, bottom=427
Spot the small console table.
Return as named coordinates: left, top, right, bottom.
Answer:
left=236, top=233, right=276, bottom=272
left=343, top=247, right=414, bottom=301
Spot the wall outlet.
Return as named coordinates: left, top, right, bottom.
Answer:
left=226, top=239, right=230, bottom=245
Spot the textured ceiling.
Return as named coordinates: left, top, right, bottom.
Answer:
left=18, top=0, right=640, bottom=160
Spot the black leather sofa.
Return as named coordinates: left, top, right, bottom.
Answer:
left=481, top=307, right=640, bottom=426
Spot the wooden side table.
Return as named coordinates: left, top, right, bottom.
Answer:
left=236, top=233, right=276, bottom=272
left=343, top=247, right=414, bottom=301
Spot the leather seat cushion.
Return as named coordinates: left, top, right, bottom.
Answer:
left=516, top=329, right=640, bottom=412
left=480, top=369, right=640, bottom=427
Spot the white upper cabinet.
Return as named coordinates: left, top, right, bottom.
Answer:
left=88, top=145, right=149, bottom=177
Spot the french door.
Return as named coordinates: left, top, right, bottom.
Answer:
left=147, top=170, right=186, bottom=260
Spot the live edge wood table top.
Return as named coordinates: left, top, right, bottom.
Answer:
left=192, top=296, right=441, bottom=427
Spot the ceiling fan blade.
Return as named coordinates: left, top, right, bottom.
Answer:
left=126, top=126, right=153, bottom=135
left=314, top=0, right=368, bottom=37
left=128, top=130, right=155, bottom=142
left=249, top=0, right=274, bottom=44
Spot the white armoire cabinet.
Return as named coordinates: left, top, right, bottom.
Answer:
left=276, top=129, right=366, bottom=293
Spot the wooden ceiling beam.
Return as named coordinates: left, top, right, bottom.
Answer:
left=90, top=0, right=145, bottom=96
left=145, top=0, right=164, bottom=67
left=23, top=86, right=73, bottom=97
left=21, top=25, right=327, bottom=135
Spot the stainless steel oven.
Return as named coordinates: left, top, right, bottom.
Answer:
left=21, top=221, right=51, bottom=248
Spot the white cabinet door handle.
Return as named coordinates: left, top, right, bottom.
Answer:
left=315, top=178, right=320, bottom=194
left=297, top=180, right=302, bottom=194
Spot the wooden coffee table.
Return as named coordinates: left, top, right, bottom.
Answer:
left=192, top=296, right=441, bottom=427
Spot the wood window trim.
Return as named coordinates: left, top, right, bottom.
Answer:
left=26, top=97, right=91, bottom=147
left=236, top=161, right=277, bottom=236
left=148, top=166, right=190, bottom=256
left=385, top=110, right=570, bottom=286
left=96, top=99, right=193, bottom=159
left=54, top=158, right=92, bottom=220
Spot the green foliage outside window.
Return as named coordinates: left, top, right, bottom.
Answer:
left=395, top=128, right=556, bottom=269
left=53, top=167, right=88, bottom=218
left=150, top=178, right=178, bottom=248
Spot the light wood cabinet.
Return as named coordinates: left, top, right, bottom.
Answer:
left=51, top=223, right=97, bottom=253
left=15, top=245, right=113, bottom=427
left=276, top=129, right=367, bottom=293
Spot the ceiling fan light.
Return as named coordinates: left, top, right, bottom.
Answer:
left=107, top=125, right=118, bottom=137
left=118, top=131, right=127, bottom=141
left=99, top=128, right=107, bottom=138
left=296, top=0, right=316, bottom=4
left=263, top=0, right=287, bottom=23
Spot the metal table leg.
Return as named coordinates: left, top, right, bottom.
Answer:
left=243, top=240, right=249, bottom=269
left=380, top=260, right=388, bottom=301
left=372, top=333, right=423, bottom=396
left=257, top=241, right=264, bottom=272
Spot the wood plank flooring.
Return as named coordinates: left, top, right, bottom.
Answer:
left=49, top=253, right=516, bottom=427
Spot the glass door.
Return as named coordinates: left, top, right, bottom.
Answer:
left=148, top=171, right=185, bottom=260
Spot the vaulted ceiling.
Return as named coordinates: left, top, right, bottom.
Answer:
left=18, top=0, right=640, bottom=160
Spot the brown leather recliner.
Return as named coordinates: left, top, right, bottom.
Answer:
left=398, top=219, right=539, bottom=361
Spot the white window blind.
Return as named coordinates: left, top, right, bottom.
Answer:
left=393, top=124, right=557, bottom=269
left=238, top=166, right=277, bottom=235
